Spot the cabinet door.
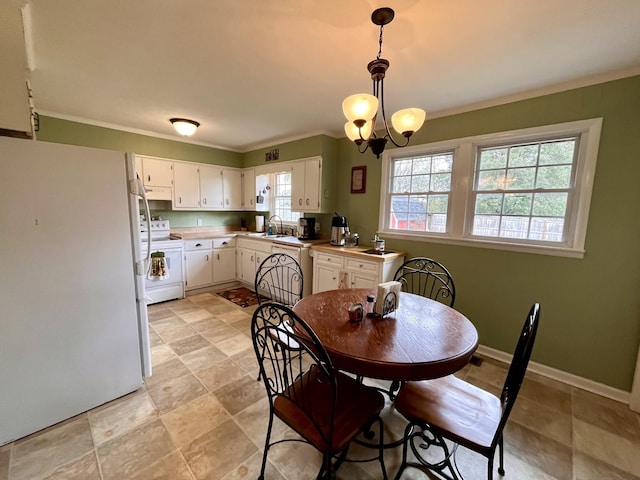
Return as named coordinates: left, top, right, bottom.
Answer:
left=314, top=263, right=341, bottom=293
left=143, top=157, right=173, bottom=187
left=290, top=161, right=306, bottom=211
left=200, top=164, right=224, bottom=209
left=173, top=162, right=201, bottom=209
left=222, top=168, right=242, bottom=210
left=242, top=168, right=256, bottom=211
left=213, top=248, right=236, bottom=283
left=185, top=251, right=213, bottom=289
left=239, top=248, right=256, bottom=283
left=349, top=271, right=378, bottom=290
left=303, top=157, right=321, bottom=211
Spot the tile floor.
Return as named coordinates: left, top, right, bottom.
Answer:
left=1, top=292, right=639, bottom=480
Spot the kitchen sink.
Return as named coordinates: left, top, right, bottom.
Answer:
left=362, top=249, right=395, bottom=255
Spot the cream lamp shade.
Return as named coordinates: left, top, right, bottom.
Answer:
left=391, top=108, right=426, bottom=136
left=344, top=120, right=373, bottom=142
left=170, top=118, right=200, bottom=136
left=342, top=94, right=379, bottom=123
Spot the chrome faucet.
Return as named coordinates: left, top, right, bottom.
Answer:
left=268, top=214, right=283, bottom=235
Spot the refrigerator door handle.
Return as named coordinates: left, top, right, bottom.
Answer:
left=129, top=175, right=152, bottom=275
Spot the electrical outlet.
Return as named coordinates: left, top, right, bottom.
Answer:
left=315, top=222, right=320, bottom=232
left=197, top=218, right=202, bottom=227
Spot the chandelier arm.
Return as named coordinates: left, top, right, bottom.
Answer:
left=378, top=77, right=412, bottom=148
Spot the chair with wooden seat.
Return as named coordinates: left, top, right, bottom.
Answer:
left=255, top=252, right=303, bottom=307
left=393, top=303, right=541, bottom=480
left=393, top=257, right=456, bottom=307
left=252, top=302, right=388, bottom=480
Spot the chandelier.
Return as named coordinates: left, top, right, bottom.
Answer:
left=342, top=7, right=426, bottom=158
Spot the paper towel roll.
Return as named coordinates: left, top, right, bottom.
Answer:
left=256, top=215, right=265, bottom=232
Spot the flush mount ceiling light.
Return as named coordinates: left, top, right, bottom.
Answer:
left=343, top=7, right=426, bottom=158
left=170, top=118, right=200, bottom=137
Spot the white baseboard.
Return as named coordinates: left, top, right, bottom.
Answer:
left=476, top=345, right=631, bottom=406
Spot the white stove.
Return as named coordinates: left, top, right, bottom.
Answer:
left=140, top=220, right=184, bottom=304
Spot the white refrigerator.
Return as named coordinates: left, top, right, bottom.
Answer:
left=0, top=136, right=152, bottom=445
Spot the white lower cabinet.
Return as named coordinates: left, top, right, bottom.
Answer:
left=184, top=237, right=236, bottom=291
left=237, top=238, right=272, bottom=287
left=312, top=250, right=405, bottom=294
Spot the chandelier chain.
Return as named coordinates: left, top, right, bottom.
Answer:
left=377, top=25, right=385, bottom=60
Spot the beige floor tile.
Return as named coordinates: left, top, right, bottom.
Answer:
left=220, top=451, right=285, bottom=480
left=10, top=415, right=94, bottom=480
left=230, top=349, right=260, bottom=377
left=147, top=373, right=208, bottom=415
left=194, top=358, right=246, bottom=392
left=149, top=330, right=164, bottom=347
left=518, top=375, right=573, bottom=416
left=213, top=375, right=266, bottom=415
left=169, top=334, right=211, bottom=356
left=179, top=308, right=215, bottom=324
left=233, top=397, right=293, bottom=449
left=41, top=451, right=100, bottom=480
left=97, top=419, right=176, bottom=480
left=214, top=333, right=253, bottom=357
left=168, top=299, right=202, bottom=315
left=206, top=303, right=242, bottom=316
left=465, top=361, right=508, bottom=391
left=189, top=317, right=226, bottom=336
left=157, top=324, right=197, bottom=344
left=182, top=419, right=258, bottom=480
left=151, top=344, right=178, bottom=366
left=130, top=451, right=195, bottom=480
left=201, top=324, right=244, bottom=344
left=148, top=307, right=176, bottom=323
left=88, top=390, right=158, bottom=445
left=161, top=394, right=231, bottom=448
left=0, top=445, right=11, bottom=480
left=218, top=309, right=252, bottom=325
left=144, top=357, right=192, bottom=390
left=573, top=450, right=640, bottom=480
left=574, top=418, right=640, bottom=477
left=180, top=345, right=228, bottom=372
left=150, top=316, right=188, bottom=335
left=509, top=394, right=573, bottom=447
left=573, top=388, right=640, bottom=443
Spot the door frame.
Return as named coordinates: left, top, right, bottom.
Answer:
left=631, top=344, right=640, bottom=412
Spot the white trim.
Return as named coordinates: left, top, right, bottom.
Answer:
left=631, top=346, right=640, bottom=412
left=379, top=119, right=602, bottom=259
left=476, top=345, right=631, bottom=405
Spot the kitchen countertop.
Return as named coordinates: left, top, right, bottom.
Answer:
left=170, top=227, right=329, bottom=248
left=310, top=243, right=406, bottom=262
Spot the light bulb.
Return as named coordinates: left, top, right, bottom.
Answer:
left=342, top=94, right=379, bottom=123
left=391, top=108, right=426, bottom=136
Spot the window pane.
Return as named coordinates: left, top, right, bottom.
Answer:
left=530, top=217, right=564, bottom=241
left=503, top=193, right=532, bottom=216
left=536, top=165, right=572, bottom=189
left=394, top=160, right=412, bottom=176
left=532, top=192, right=568, bottom=217
left=479, top=148, right=507, bottom=169
left=431, top=173, right=451, bottom=192
left=473, top=215, right=500, bottom=236
left=506, top=167, right=535, bottom=190
left=412, top=157, right=431, bottom=174
left=411, top=174, right=430, bottom=192
left=508, top=145, right=538, bottom=167
left=539, top=140, right=575, bottom=165
left=433, top=155, right=453, bottom=172
left=392, top=175, right=411, bottom=193
left=478, top=170, right=506, bottom=190
left=427, top=194, right=448, bottom=214
left=475, top=193, right=503, bottom=215
left=499, top=216, right=530, bottom=239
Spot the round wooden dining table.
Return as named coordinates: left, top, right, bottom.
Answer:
left=292, top=288, right=479, bottom=381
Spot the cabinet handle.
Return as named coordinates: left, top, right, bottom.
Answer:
left=196, top=243, right=202, bottom=247
left=179, top=196, right=182, bottom=204
left=217, top=254, right=220, bottom=260
left=203, top=198, right=207, bottom=205
left=147, top=175, right=151, bottom=182
left=306, top=198, right=310, bottom=206
left=225, top=198, right=229, bottom=205
left=206, top=254, right=209, bottom=261
left=222, top=241, right=228, bottom=245
left=298, top=198, right=302, bottom=205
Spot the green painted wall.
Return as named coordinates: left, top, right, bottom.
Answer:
left=36, top=76, right=640, bottom=390
left=337, top=75, right=640, bottom=391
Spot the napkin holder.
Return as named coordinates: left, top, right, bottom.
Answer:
left=374, top=281, right=401, bottom=318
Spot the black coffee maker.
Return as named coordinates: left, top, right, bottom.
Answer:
left=298, top=217, right=316, bottom=240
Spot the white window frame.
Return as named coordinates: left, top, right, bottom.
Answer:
left=379, top=118, right=602, bottom=258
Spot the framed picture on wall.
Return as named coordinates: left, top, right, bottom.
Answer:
left=351, top=166, right=367, bottom=194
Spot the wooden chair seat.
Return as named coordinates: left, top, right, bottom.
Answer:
left=275, top=366, right=385, bottom=453
left=394, top=375, right=501, bottom=455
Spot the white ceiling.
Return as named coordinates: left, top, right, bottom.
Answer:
left=18, top=0, right=640, bottom=152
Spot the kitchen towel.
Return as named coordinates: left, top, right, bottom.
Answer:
left=375, top=280, right=401, bottom=316
left=149, top=251, right=168, bottom=280
left=256, top=215, right=265, bottom=233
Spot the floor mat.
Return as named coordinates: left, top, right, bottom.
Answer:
left=215, top=287, right=268, bottom=308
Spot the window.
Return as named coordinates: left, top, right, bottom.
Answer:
left=272, top=171, right=301, bottom=223
left=380, top=119, right=602, bottom=258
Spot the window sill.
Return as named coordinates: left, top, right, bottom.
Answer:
left=379, top=230, right=585, bottom=259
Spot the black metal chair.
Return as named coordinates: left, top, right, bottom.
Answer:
left=255, top=253, right=303, bottom=307
left=252, top=302, right=388, bottom=480
left=393, top=303, right=541, bottom=480
left=393, top=257, right=456, bottom=307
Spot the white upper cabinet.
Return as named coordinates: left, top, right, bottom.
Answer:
left=135, top=155, right=173, bottom=200
left=291, top=156, right=323, bottom=213
left=173, top=162, right=201, bottom=209
left=0, top=5, right=32, bottom=137
left=200, top=164, right=224, bottom=209
left=242, top=168, right=256, bottom=211
left=222, top=168, right=242, bottom=210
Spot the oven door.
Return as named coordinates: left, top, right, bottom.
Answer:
left=141, top=243, right=184, bottom=304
